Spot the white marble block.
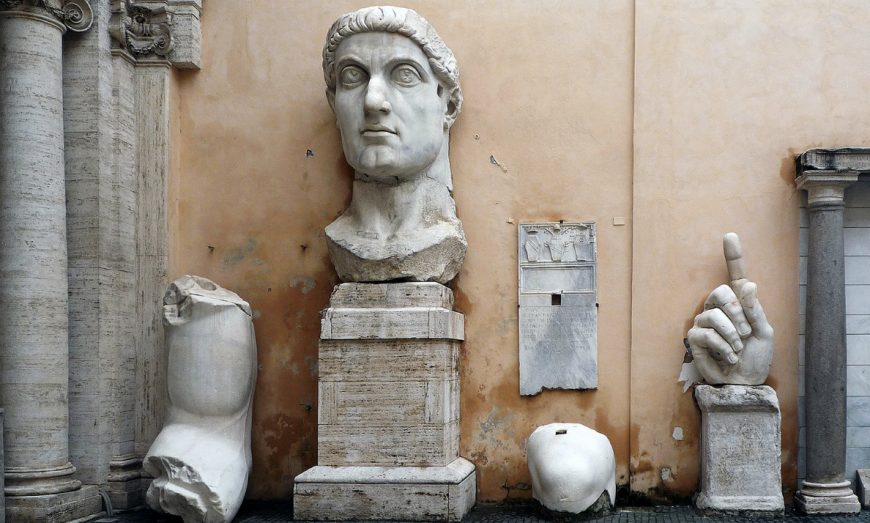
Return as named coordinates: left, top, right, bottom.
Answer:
left=695, top=385, right=784, bottom=514
left=294, top=282, right=475, bottom=521
left=527, top=423, right=615, bottom=514
left=143, top=276, right=257, bottom=523
left=858, top=469, right=869, bottom=508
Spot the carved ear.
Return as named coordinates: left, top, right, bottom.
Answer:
left=443, top=93, right=458, bottom=130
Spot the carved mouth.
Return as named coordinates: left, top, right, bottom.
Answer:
left=361, top=125, right=396, bottom=136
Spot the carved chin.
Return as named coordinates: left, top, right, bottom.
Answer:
left=354, top=147, right=398, bottom=176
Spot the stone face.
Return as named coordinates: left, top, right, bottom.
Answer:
left=518, top=223, right=597, bottom=395
left=143, top=276, right=257, bottom=523
left=294, top=282, right=475, bottom=521
left=686, top=233, right=774, bottom=386
left=322, top=6, right=466, bottom=284
left=694, top=385, right=784, bottom=514
left=527, top=423, right=616, bottom=514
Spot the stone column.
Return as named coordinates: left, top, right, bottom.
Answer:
left=795, top=149, right=862, bottom=513
left=0, top=1, right=101, bottom=520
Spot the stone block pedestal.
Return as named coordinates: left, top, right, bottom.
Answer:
left=858, top=470, right=869, bottom=508
left=694, top=385, right=784, bottom=514
left=293, top=283, right=476, bottom=521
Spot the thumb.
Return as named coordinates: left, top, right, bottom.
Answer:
left=738, top=281, right=772, bottom=339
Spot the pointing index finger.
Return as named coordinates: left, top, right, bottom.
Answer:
left=723, top=232, right=747, bottom=285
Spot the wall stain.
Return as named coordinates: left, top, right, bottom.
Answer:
left=223, top=238, right=258, bottom=269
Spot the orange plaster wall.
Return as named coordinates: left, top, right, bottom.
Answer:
left=630, top=0, right=870, bottom=501
left=170, top=0, right=634, bottom=501
left=168, top=0, right=870, bottom=503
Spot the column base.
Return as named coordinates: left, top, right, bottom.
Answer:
left=293, top=458, right=476, bottom=522
left=795, top=481, right=861, bottom=514
left=5, top=484, right=102, bottom=522
left=106, top=456, right=144, bottom=510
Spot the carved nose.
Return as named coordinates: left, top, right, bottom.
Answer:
left=364, top=80, right=391, bottom=114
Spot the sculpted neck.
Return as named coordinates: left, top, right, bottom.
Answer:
left=345, top=148, right=455, bottom=240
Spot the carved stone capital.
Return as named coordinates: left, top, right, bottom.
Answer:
left=111, top=0, right=173, bottom=59
left=1, top=0, right=93, bottom=32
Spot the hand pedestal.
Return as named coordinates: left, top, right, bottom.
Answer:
left=694, top=385, right=784, bottom=515
left=293, top=283, right=476, bottom=521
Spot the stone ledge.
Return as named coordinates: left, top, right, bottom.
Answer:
left=293, top=459, right=475, bottom=522
left=795, top=491, right=861, bottom=514
left=695, top=384, right=779, bottom=412
left=295, top=458, right=474, bottom=484
left=329, top=283, right=454, bottom=309
left=321, top=308, right=464, bottom=340
left=6, top=484, right=103, bottom=523
left=798, top=148, right=870, bottom=174
left=695, top=493, right=784, bottom=515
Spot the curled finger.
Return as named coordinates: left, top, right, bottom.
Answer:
left=694, top=308, right=744, bottom=354
left=687, top=326, right=739, bottom=366
left=704, top=284, right=751, bottom=338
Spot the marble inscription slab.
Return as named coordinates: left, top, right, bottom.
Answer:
left=518, top=223, right=597, bottom=395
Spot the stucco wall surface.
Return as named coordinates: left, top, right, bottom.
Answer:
left=631, top=0, right=870, bottom=501
left=168, top=0, right=870, bottom=502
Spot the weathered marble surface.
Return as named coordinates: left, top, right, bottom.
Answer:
left=323, top=6, right=466, bottom=284
left=527, top=423, right=615, bottom=514
left=294, top=282, right=475, bottom=521
left=858, top=469, right=869, bottom=508
left=686, top=233, right=774, bottom=385
left=518, top=223, right=597, bottom=395
left=144, top=276, right=257, bottom=523
left=694, top=385, right=783, bottom=514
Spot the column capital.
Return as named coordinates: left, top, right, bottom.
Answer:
left=110, top=0, right=201, bottom=69
left=796, top=171, right=859, bottom=207
left=0, top=0, right=93, bottom=32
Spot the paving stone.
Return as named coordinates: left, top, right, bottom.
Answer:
left=92, top=501, right=870, bottom=523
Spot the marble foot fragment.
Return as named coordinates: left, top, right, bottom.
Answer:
left=144, top=275, right=257, bottom=523
left=527, top=423, right=616, bottom=514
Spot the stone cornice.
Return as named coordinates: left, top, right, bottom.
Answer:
left=1, top=0, right=93, bottom=32
left=797, top=147, right=870, bottom=175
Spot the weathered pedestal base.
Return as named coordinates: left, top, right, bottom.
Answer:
left=694, top=385, right=784, bottom=515
left=294, top=283, right=476, bottom=521
left=795, top=480, right=861, bottom=514
left=858, top=470, right=869, bottom=508
left=106, top=456, right=144, bottom=510
left=295, top=459, right=475, bottom=521
left=5, top=485, right=102, bottom=522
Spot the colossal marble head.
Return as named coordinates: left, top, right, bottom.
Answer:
left=323, top=6, right=462, bottom=184
left=322, top=6, right=467, bottom=284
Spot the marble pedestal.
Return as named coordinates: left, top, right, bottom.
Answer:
left=294, top=283, right=476, bottom=521
left=694, top=385, right=784, bottom=514
left=858, top=470, right=869, bottom=508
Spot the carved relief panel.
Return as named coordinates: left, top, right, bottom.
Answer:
left=518, top=222, right=597, bottom=395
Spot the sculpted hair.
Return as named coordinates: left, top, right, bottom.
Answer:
left=323, top=6, right=463, bottom=117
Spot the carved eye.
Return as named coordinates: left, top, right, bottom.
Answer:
left=391, top=64, right=422, bottom=87
left=339, top=66, right=367, bottom=87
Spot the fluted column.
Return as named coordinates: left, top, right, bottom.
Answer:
left=795, top=153, right=862, bottom=514
left=0, top=1, right=101, bottom=520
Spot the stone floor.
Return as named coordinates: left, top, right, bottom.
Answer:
left=92, top=502, right=870, bottom=523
